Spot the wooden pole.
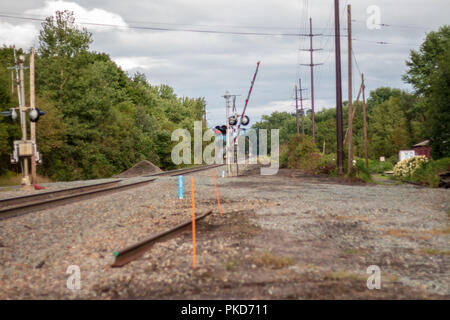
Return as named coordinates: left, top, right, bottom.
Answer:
left=19, top=55, right=30, bottom=187
left=343, top=82, right=362, bottom=146
left=30, top=48, right=37, bottom=185
left=362, top=73, right=369, bottom=169
left=347, top=4, right=353, bottom=174
left=309, top=18, right=316, bottom=143
left=224, top=91, right=232, bottom=177
left=334, top=0, right=344, bottom=174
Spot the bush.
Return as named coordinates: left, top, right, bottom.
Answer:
left=347, top=159, right=372, bottom=182
left=407, top=157, right=450, bottom=187
left=393, top=155, right=428, bottom=178
left=283, top=135, right=321, bottom=172
left=317, top=153, right=337, bottom=174
left=280, top=135, right=337, bottom=174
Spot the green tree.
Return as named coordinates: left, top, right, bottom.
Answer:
left=404, top=25, right=450, bottom=158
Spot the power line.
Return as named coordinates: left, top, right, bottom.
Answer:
left=0, top=12, right=421, bottom=45
left=352, top=19, right=436, bottom=30
left=0, top=13, right=313, bottom=37
left=0, top=10, right=326, bottom=31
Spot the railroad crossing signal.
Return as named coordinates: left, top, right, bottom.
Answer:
left=1, top=108, right=45, bottom=122
left=1, top=109, right=18, bottom=121
left=29, top=108, right=45, bottom=122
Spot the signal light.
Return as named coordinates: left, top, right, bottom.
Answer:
left=29, top=108, right=45, bottom=122
left=241, top=115, right=250, bottom=126
left=214, top=125, right=227, bottom=135
left=1, top=109, right=18, bottom=121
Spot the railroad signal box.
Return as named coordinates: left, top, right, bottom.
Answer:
left=11, top=140, right=41, bottom=165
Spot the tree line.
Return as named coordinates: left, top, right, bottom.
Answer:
left=253, top=25, right=450, bottom=162
left=0, top=11, right=206, bottom=181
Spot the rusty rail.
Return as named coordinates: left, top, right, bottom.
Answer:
left=0, top=179, right=155, bottom=220
left=144, top=164, right=223, bottom=177
left=0, top=180, right=120, bottom=209
left=112, top=209, right=213, bottom=267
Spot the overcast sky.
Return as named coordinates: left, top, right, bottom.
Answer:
left=0, top=0, right=448, bottom=127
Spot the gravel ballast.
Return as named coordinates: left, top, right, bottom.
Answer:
left=0, top=165, right=448, bottom=299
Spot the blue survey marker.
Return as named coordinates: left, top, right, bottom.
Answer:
left=178, top=175, right=183, bottom=199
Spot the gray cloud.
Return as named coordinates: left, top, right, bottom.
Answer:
left=0, top=0, right=448, bottom=127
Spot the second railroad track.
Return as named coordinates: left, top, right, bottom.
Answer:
left=0, top=164, right=223, bottom=220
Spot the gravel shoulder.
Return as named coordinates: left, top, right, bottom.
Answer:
left=0, top=165, right=448, bottom=299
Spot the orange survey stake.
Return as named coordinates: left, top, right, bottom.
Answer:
left=191, top=176, right=196, bottom=269
left=211, top=171, right=223, bottom=217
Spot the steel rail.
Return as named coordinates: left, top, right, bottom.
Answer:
left=0, top=164, right=223, bottom=220
left=144, top=164, right=223, bottom=177
left=112, top=209, right=213, bottom=267
left=0, top=180, right=120, bottom=209
left=0, top=179, right=155, bottom=220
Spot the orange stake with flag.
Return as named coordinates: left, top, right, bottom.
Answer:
left=191, top=176, right=196, bottom=269
left=211, top=171, right=223, bottom=216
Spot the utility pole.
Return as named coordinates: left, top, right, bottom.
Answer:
left=334, top=0, right=344, bottom=174
left=301, top=18, right=322, bottom=144
left=30, top=48, right=37, bottom=184
left=343, top=82, right=362, bottom=146
left=362, top=73, right=369, bottom=169
left=19, top=56, right=27, bottom=141
left=299, top=78, right=307, bottom=135
left=224, top=91, right=232, bottom=177
left=295, top=84, right=300, bottom=134
left=347, top=4, right=353, bottom=174
left=19, top=54, right=31, bottom=188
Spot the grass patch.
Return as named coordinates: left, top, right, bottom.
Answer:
left=222, top=260, right=238, bottom=271
left=426, top=227, right=450, bottom=235
left=369, top=159, right=394, bottom=174
left=418, top=248, right=450, bottom=256
left=342, top=248, right=361, bottom=255
left=0, top=171, right=52, bottom=187
left=385, top=229, right=410, bottom=238
left=325, top=271, right=366, bottom=281
left=383, top=229, right=433, bottom=240
left=254, top=251, right=294, bottom=269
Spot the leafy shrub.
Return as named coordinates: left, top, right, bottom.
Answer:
left=355, top=159, right=372, bottom=182
left=393, top=155, right=428, bottom=178
left=280, top=135, right=337, bottom=174
left=317, top=153, right=337, bottom=174
left=347, top=159, right=372, bottom=182
left=283, top=135, right=321, bottom=172
left=407, top=157, right=450, bottom=187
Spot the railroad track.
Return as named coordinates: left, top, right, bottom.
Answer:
left=0, top=180, right=120, bottom=209
left=0, top=164, right=223, bottom=220
left=144, top=164, right=223, bottom=177
left=112, top=209, right=213, bottom=267
left=0, top=179, right=155, bottom=220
